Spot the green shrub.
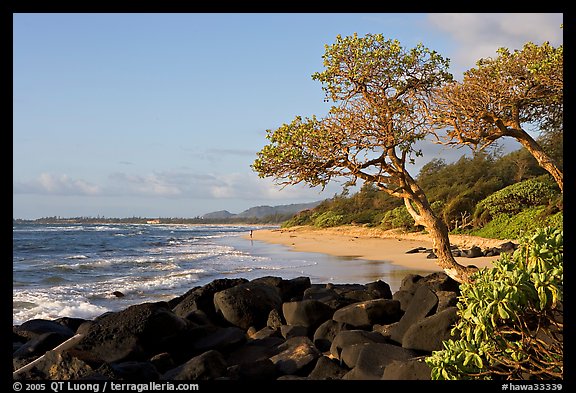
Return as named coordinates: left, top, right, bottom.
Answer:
left=282, top=210, right=314, bottom=227
left=381, top=205, right=415, bottom=230
left=313, top=211, right=345, bottom=228
left=426, top=227, right=563, bottom=380
left=471, top=206, right=563, bottom=239
left=347, top=210, right=380, bottom=225
left=474, top=176, right=558, bottom=220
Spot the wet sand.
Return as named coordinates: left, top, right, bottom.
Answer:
left=247, top=226, right=514, bottom=272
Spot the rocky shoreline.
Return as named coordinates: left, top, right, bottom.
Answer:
left=14, top=272, right=464, bottom=381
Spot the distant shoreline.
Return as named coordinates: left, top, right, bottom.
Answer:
left=13, top=218, right=282, bottom=226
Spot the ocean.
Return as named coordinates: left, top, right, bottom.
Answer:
left=12, top=223, right=426, bottom=325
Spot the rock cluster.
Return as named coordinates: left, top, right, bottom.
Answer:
left=13, top=272, right=462, bottom=381
left=406, top=241, right=518, bottom=259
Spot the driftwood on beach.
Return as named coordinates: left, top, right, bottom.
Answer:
left=13, top=272, right=463, bottom=381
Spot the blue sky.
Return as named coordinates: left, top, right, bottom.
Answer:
left=13, top=13, right=563, bottom=219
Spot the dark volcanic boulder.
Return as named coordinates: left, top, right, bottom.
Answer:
left=406, top=247, right=427, bottom=254
left=55, top=317, right=88, bottom=333
left=14, top=319, right=75, bottom=341
left=71, top=302, right=188, bottom=363
left=390, top=286, right=438, bottom=344
left=499, top=241, right=518, bottom=254
left=435, top=291, right=459, bottom=313
left=282, top=300, right=334, bottom=331
left=214, top=282, right=282, bottom=330
left=269, top=336, right=321, bottom=376
left=399, top=272, right=459, bottom=294
left=266, top=308, right=284, bottom=330
left=338, top=290, right=377, bottom=303
left=484, top=247, right=501, bottom=257
left=329, top=330, right=387, bottom=360
left=159, top=325, right=221, bottom=363
left=170, top=278, right=248, bottom=320
left=252, top=276, right=311, bottom=302
left=303, top=286, right=339, bottom=303
left=332, top=299, right=401, bottom=328
left=463, top=245, right=483, bottom=258
left=392, top=290, right=414, bottom=312
left=329, top=283, right=366, bottom=295
left=307, top=356, right=348, bottom=380
left=398, top=274, right=423, bottom=292
left=227, top=336, right=284, bottom=366
left=402, top=307, right=459, bottom=351
left=161, top=350, right=227, bottom=380
left=150, top=353, right=175, bottom=374
left=340, top=342, right=371, bottom=369
left=417, top=272, right=460, bottom=293
left=366, top=280, right=393, bottom=299
left=342, top=343, right=418, bottom=380
left=250, top=276, right=283, bottom=293
left=227, top=358, right=277, bottom=380
left=280, top=325, right=308, bottom=339
left=191, top=326, right=246, bottom=353
left=281, top=276, right=312, bottom=301
left=110, top=361, right=160, bottom=380
left=249, top=327, right=281, bottom=340
left=372, top=322, right=396, bottom=340
left=328, top=283, right=371, bottom=303
left=382, top=358, right=431, bottom=380
left=13, top=332, right=73, bottom=370
left=313, top=319, right=346, bottom=352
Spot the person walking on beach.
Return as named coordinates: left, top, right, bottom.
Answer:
left=250, top=230, right=253, bottom=238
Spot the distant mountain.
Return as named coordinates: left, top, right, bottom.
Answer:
left=201, top=210, right=236, bottom=219
left=201, top=201, right=322, bottom=220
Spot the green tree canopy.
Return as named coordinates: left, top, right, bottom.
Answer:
left=431, top=41, right=563, bottom=191
left=253, top=33, right=477, bottom=283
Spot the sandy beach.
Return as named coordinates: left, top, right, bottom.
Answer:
left=248, top=226, right=515, bottom=272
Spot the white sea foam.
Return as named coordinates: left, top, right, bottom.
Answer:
left=65, top=255, right=90, bottom=260
left=53, top=259, right=112, bottom=270
left=12, top=291, right=110, bottom=326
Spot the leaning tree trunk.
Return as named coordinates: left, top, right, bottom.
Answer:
left=403, top=198, right=478, bottom=284
left=506, top=128, right=563, bottom=193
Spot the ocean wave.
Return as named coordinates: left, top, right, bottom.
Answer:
left=12, top=292, right=110, bottom=326
left=65, top=254, right=90, bottom=260
left=124, top=268, right=206, bottom=291
left=52, top=259, right=113, bottom=271
left=84, top=225, right=121, bottom=231
left=13, top=225, right=81, bottom=232
left=13, top=223, right=333, bottom=325
left=41, top=276, right=71, bottom=284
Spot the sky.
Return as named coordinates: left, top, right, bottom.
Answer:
left=12, top=13, right=563, bottom=219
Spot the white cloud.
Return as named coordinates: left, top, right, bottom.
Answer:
left=14, top=169, right=343, bottom=205
left=14, top=173, right=101, bottom=196
left=427, top=13, right=563, bottom=73
left=207, top=173, right=334, bottom=201
left=108, top=172, right=184, bottom=197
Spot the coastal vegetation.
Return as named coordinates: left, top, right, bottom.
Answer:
left=281, top=151, right=562, bottom=240
left=431, top=42, right=563, bottom=192
left=253, top=31, right=562, bottom=380
left=253, top=33, right=562, bottom=284
left=426, top=226, right=563, bottom=379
